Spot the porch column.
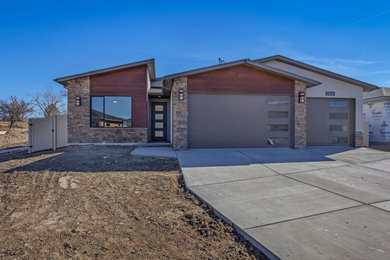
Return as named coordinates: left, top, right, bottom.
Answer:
left=172, top=77, right=188, bottom=150
left=294, top=80, right=307, bottom=149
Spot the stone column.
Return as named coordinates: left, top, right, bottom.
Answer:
left=172, top=77, right=188, bottom=150
left=355, top=132, right=363, bottom=147
left=294, top=80, right=307, bottom=149
left=66, top=77, right=91, bottom=143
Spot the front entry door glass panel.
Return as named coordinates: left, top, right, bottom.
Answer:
left=151, top=103, right=167, bottom=141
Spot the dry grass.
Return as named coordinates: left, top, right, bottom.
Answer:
left=0, top=121, right=28, bottom=150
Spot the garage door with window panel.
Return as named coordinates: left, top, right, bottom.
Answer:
left=307, top=98, right=354, bottom=146
left=188, top=94, right=292, bottom=148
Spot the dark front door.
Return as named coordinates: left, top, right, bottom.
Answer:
left=151, top=102, right=167, bottom=142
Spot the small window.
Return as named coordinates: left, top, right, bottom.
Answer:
left=90, top=96, right=132, bottom=128
left=329, top=101, right=348, bottom=108
left=155, top=122, right=164, bottom=128
left=329, top=113, right=348, bottom=120
left=267, top=97, right=289, bottom=106
left=155, top=131, right=164, bottom=137
left=329, top=137, right=349, bottom=145
left=329, top=125, right=348, bottom=132
left=268, top=124, right=289, bottom=132
left=267, top=137, right=289, bottom=146
left=155, top=105, right=164, bottom=111
left=155, top=114, right=164, bottom=120
left=268, top=111, right=289, bottom=119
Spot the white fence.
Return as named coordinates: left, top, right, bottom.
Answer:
left=28, top=115, right=67, bottom=153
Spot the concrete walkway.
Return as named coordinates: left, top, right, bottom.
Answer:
left=177, top=147, right=390, bottom=260
left=131, top=147, right=177, bottom=158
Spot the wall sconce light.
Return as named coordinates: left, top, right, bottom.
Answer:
left=76, top=96, right=81, bottom=106
left=179, top=88, right=184, bottom=101
left=298, top=92, right=305, bottom=103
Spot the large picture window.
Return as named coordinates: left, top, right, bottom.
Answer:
left=90, top=96, right=132, bottom=128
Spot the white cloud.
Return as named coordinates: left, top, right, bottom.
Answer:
left=360, top=70, right=390, bottom=76
left=352, top=9, right=390, bottom=25
left=256, top=37, right=378, bottom=77
left=382, top=81, right=390, bottom=86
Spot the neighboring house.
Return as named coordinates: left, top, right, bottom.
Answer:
left=363, top=87, right=390, bottom=142
left=54, top=55, right=377, bottom=150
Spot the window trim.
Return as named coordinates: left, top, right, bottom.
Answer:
left=90, top=95, right=133, bottom=128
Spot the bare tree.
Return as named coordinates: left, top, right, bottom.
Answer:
left=0, top=96, right=34, bottom=129
left=29, top=84, right=66, bottom=117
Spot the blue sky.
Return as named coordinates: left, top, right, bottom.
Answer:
left=1, top=0, right=390, bottom=99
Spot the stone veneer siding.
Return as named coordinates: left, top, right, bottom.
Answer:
left=355, top=132, right=363, bottom=147
left=171, top=77, right=188, bottom=150
left=171, top=77, right=307, bottom=150
left=66, top=77, right=147, bottom=143
left=294, top=80, right=307, bottom=149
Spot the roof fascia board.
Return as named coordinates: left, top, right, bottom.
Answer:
left=54, top=58, right=155, bottom=84
left=162, top=59, right=249, bottom=79
left=245, top=61, right=321, bottom=87
left=163, top=59, right=320, bottom=87
left=255, top=55, right=378, bottom=91
left=147, top=62, right=156, bottom=80
left=363, top=96, right=390, bottom=103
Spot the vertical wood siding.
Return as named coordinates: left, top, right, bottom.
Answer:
left=90, top=65, right=148, bottom=128
left=187, top=65, right=294, bottom=94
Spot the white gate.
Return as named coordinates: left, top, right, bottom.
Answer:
left=28, top=115, right=67, bottom=153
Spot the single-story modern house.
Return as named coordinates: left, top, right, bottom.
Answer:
left=363, top=87, right=390, bottom=142
left=54, top=55, right=377, bottom=150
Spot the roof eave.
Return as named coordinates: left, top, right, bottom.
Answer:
left=54, top=58, right=155, bottom=84
left=255, top=55, right=378, bottom=91
left=162, top=59, right=249, bottom=80
left=162, top=59, right=321, bottom=87
left=245, top=61, right=321, bottom=87
left=363, top=96, right=390, bottom=102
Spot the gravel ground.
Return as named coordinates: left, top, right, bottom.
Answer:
left=0, top=145, right=266, bottom=259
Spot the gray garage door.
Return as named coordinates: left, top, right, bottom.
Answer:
left=307, top=98, right=354, bottom=146
left=188, top=93, right=292, bottom=148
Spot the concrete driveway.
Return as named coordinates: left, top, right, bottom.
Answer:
left=176, top=147, right=390, bottom=260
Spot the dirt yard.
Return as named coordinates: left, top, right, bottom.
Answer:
left=0, top=145, right=266, bottom=259
left=0, top=121, right=28, bottom=150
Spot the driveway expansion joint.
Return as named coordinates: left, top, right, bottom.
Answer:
left=178, top=147, right=390, bottom=260
left=243, top=204, right=366, bottom=231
